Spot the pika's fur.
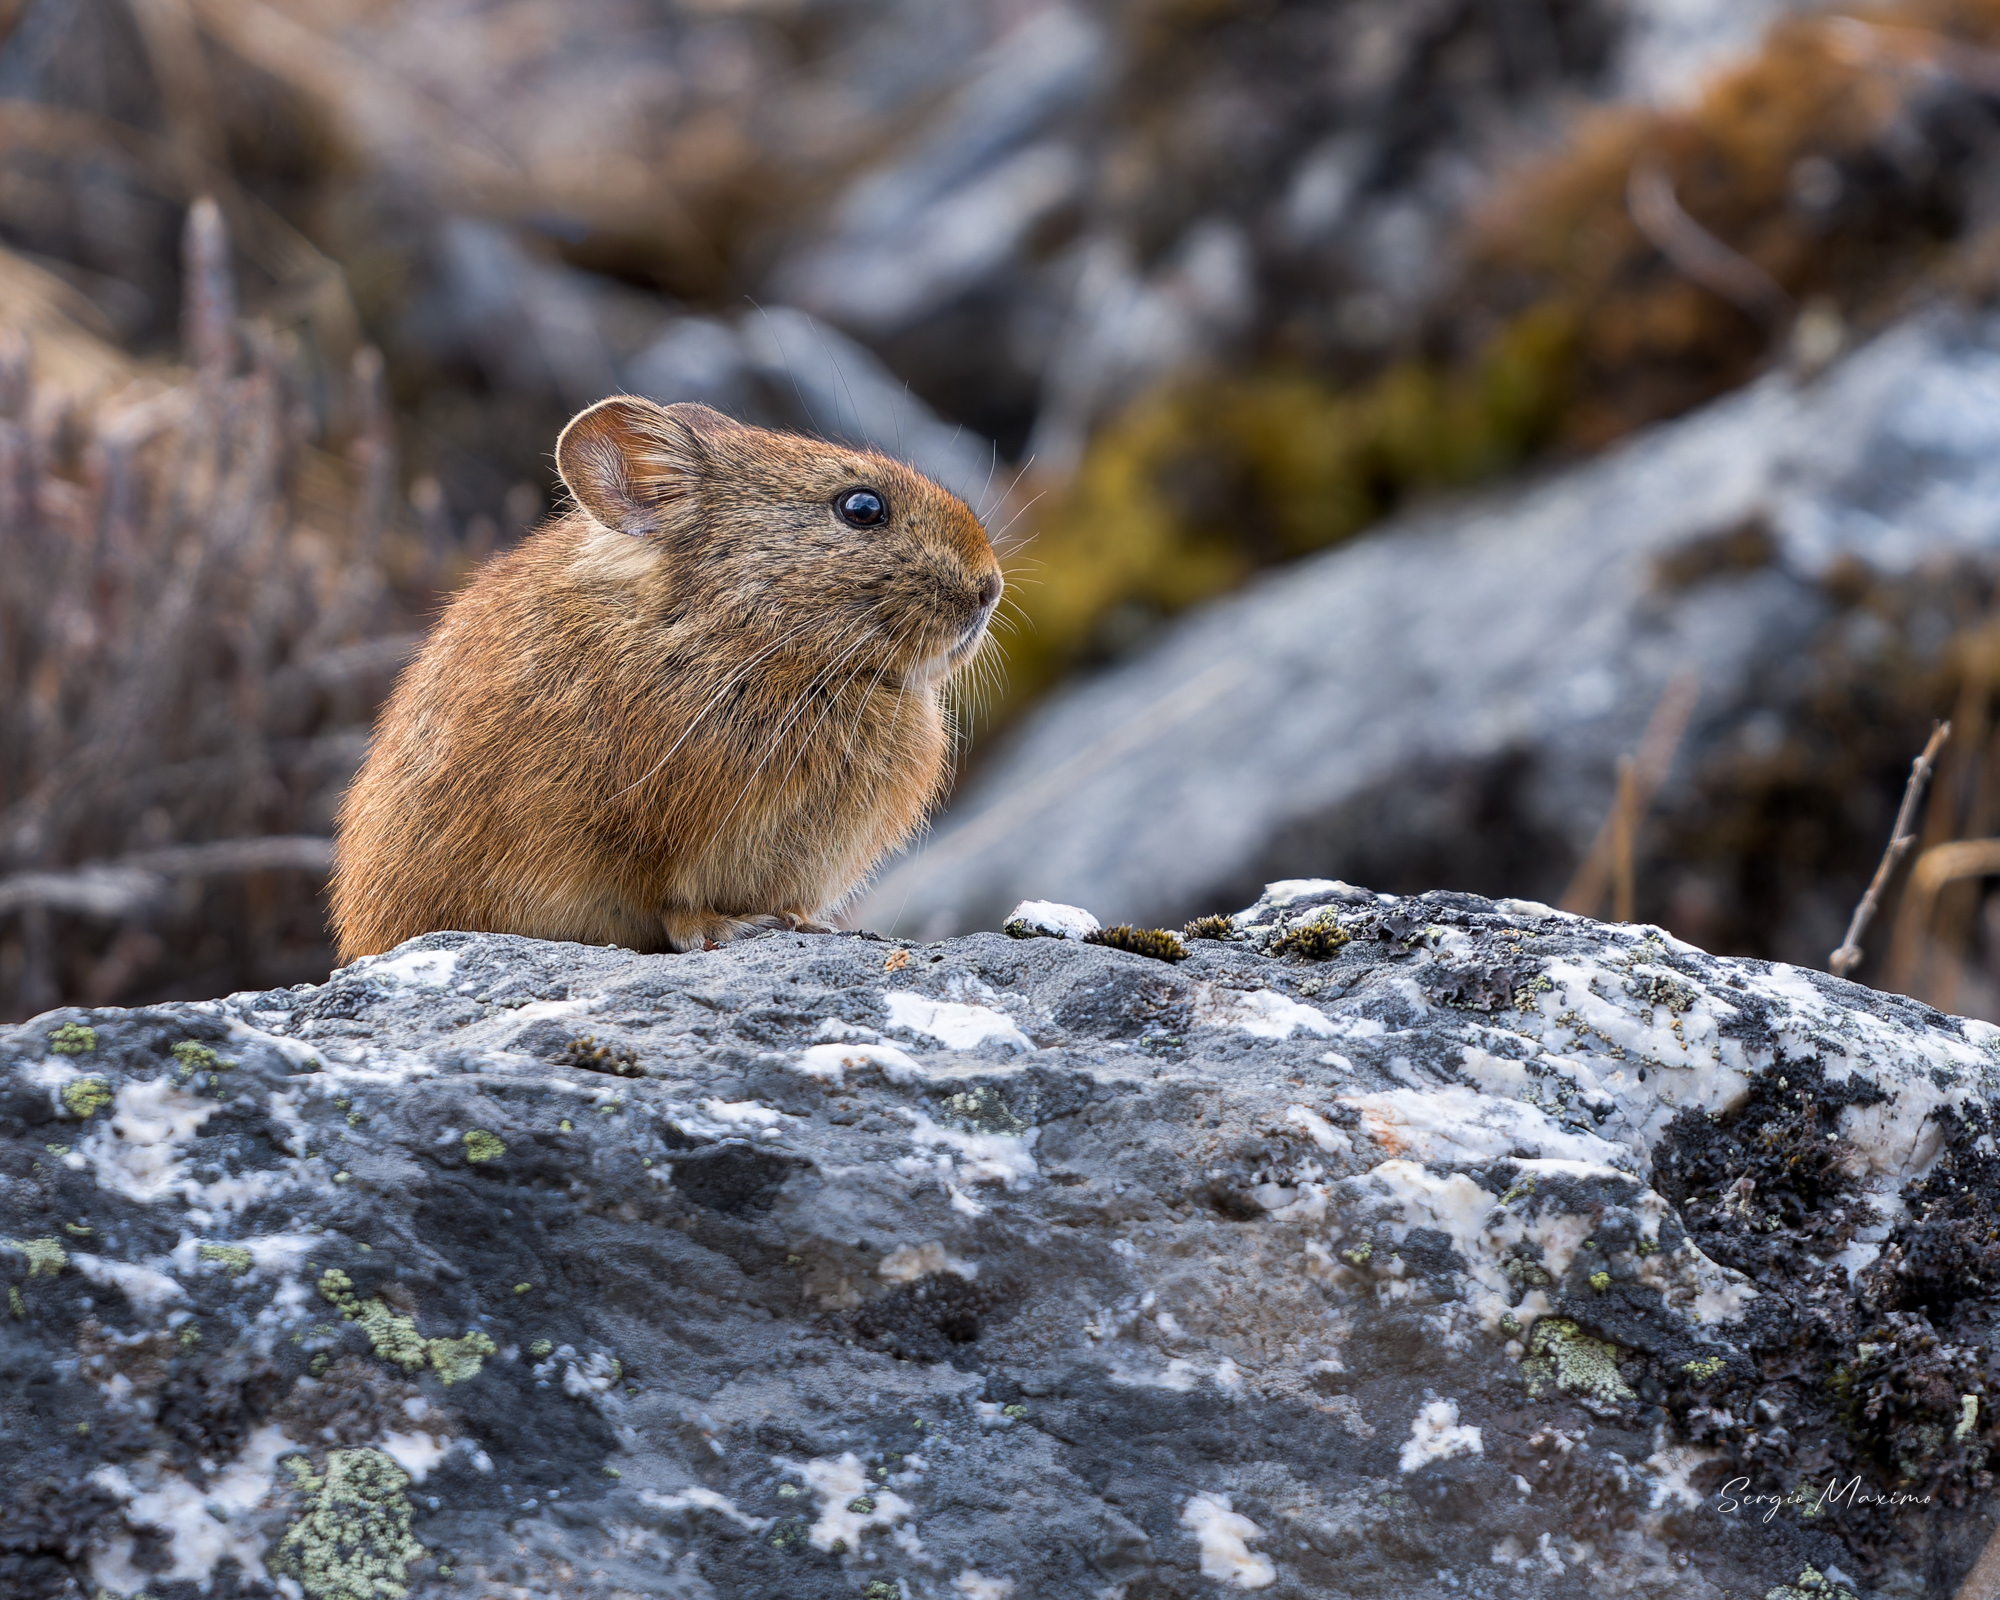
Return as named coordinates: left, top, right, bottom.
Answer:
left=329, top=397, right=1002, bottom=959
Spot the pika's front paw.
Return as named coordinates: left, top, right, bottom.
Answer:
left=659, top=909, right=831, bottom=951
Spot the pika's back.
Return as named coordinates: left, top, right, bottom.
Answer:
left=329, top=397, right=1003, bottom=960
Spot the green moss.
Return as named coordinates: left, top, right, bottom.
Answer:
left=7, top=1236, right=67, bottom=1277
left=278, top=1449, right=426, bottom=1600
left=201, top=1244, right=254, bottom=1276
left=1522, top=1318, right=1636, bottom=1405
left=1183, top=914, right=1235, bottom=941
left=1341, top=1241, right=1373, bottom=1267
left=1270, top=917, right=1350, bottom=961
left=560, top=1036, right=642, bottom=1077
left=769, top=1517, right=809, bottom=1552
left=60, top=1078, right=112, bottom=1118
left=425, top=1331, right=496, bottom=1386
left=49, top=1023, right=96, bottom=1056
left=462, top=1130, right=505, bottom=1164
left=1084, top=925, right=1188, bottom=963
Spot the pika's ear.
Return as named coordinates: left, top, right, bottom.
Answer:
left=555, top=397, right=742, bottom=539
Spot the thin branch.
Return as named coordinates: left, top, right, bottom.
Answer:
left=1628, top=161, right=1791, bottom=328
left=1830, top=721, right=1951, bottom=979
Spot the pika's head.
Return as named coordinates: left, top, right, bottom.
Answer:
left=556, top=396, right=1002, bottom=681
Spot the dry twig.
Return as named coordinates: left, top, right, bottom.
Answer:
left=1829, top=721, right=1951, bottom=979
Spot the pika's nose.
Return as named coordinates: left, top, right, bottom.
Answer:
left=976, top=570, right=1002, bottom=610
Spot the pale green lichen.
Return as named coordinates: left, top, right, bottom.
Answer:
left=179, top=1324, right=202, bottom=1350
left=49, top=1022, right=96, bottom=1056
left=426, top=1331, right=496, bottom=1386
left=529, top=1339, right=553, bottom=1358
left=1341, top=1241, right=1373, bottom=1266
left=1764, top=1566, right=1859, bottom=1600
left=1682, top=1355, right=1726, bottom=1381
left=1522, top=1318, right=1635, bottom=1404
left=61, top=1078, right=112, bottom=1118
left=278, top=1450, right=426, bottom=1600
left=1958, top=1394, right=1981, bottom=1442
left=1588, top=1270, right=1611, bottom=1292
left=171, top=1041, right=219, bottom=1074
left=462, top=1130, right=506, bottom=1164
left=201, top=1244, right=254, bottom=1277
left=8, top=1236, right=67, bottom=1277
left=8, top=1286, right=23, bottom=1317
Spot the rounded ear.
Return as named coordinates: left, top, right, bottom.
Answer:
left=555, top=397, right=741, bottom=538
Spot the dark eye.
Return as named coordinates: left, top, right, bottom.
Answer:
left=837, top=488, right=887, bottom=527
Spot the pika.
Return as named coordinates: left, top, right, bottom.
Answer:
left=328, top=397, right=1002, bottom=960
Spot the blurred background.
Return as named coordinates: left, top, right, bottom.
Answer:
left=14, top=0, right=2000, bottom=1018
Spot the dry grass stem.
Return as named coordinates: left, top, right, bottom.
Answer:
left=1560, top=668, right=1701, bottom=918
left=1829, top=720, right=1952, bottom=979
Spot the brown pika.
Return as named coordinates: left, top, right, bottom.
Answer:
left=328, top=397, right=1003, bottom=960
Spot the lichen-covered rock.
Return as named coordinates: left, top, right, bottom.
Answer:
left=4, top=885, right=1998, bottom=1598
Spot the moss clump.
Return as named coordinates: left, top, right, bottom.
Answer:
left=560, top=1035, right=642, bottom=1077
left=60, top=1078, right=112, bottom=1118
left=1183, top=914, right=1235, bottom=941
left=1084, top=925, right=1188, bottom=963
left=461, top=1130, right=506, bottom=1164
left=201, top=1243, right=254, bottom=1277
left=278, top=1449, right=426, bottom=1600
left=1270, top=918, right=1351, bottom=961
left=1522, top=1318, right=1635, bottom=1405
left=7, top=1236, right=67, bottom=1277
left=48, top=1022, right=96, bottom=1055
left=425, top=1330, right=496, bottom=1387
left=769, top=1517, right=810, bottom=1552
left=171, top=1041, right=221, bottom=1074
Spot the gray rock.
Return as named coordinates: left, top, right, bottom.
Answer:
left=6, top=885, right=1998, bottom=1597
left=863, top=308, right=2000, bottom=951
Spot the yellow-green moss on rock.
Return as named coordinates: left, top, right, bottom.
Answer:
left=60, top=1078, right=113, bottom=1118
left=49, top=1022, right=96, bottom=1056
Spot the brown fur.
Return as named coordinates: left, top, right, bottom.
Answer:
left=329, top=398, right=1002, bottom=959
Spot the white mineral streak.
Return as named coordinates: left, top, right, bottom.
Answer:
left=1179, top=1491, right=1276, bottom=1588
left=878, top=1241, right=978, bottom=1281
left=1283, top=1104, right=1353, bottom=1155
left=1003, top=899, right=1101, bottom=939
left=361, top=945, right=461, bottom=988
left=885, top=990, right=1034, bottom=1052
left=75, top=1076, right=290, bottom=1217
left=1341, top=1083, right=1632, bottom=1169
left=1399, top=1398, right=1484, bottom=1471
left=902, top=1112, right=1039, bottom=1188
left=1193, top=984, right=1336, bottom=1039
left=642, top=1486, right=774, bottom=1530
left=791, top=1041, right=925, bottom=1085
left=813, top=1017, right=882, bottom=1041
left=89, top=1423, right=293, bottom=1594
left=72, top=1253, right=187, bottom=1314
left=953, top=1569, right=1018, bottom=1598
left=700, top=1099, right=786, bottom=1127
left=777, top=1452, right=914, bottom=1551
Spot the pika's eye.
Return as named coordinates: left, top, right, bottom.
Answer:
left=837, top=488, right=888, bottom=527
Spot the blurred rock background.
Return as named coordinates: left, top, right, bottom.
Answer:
left=20, top=0, right=2000, bottom=1018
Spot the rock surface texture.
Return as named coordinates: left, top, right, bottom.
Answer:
left=5, top=884, right=1999, bottom=1599
left=865, top=309, right=2000, bottom=962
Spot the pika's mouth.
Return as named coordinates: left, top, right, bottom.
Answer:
left=947, top=604, right=994, bottom=663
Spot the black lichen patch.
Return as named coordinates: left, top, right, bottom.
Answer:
left=1269, top=920, right=1350, bottom=961
left=1652, top=1057, right=1885, bottom=1279
left=668, top=1144, right=800, bottom=1214
left=1420, top=954, right=1537, bottom=1013
left=1083, top=925, right=1188, bottom=963
left=560, top=1035, right=642, bottom=1077
left=1862, top=1099, right=2000, bottom=1321
left=850, top=1271, right=1004, bottom=1367
left=0, top=1471, right=123, bottom=1600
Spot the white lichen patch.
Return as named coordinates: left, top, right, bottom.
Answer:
left=792, top=1041, right=925, bottom=1085
left=878, top=1241, right=977, bottom=1281
left=1398, top=1398, right=1483, bottom=1472
left=72, top=1253, right=187, bottom=1315
left=1179, top=1491, right=1276, bottom=1589
left=1193, top=985, right=1336, bottom=1040
left=902, top=1111, right=1039, bottom=1188
left=884, top=990, right=1033, bottom=1052
left=775, top=1451, right=913, bottom=1552
left=89, top=1423, right=293, bottom=1594
left=642, top=1485, right=773, bottom=1530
